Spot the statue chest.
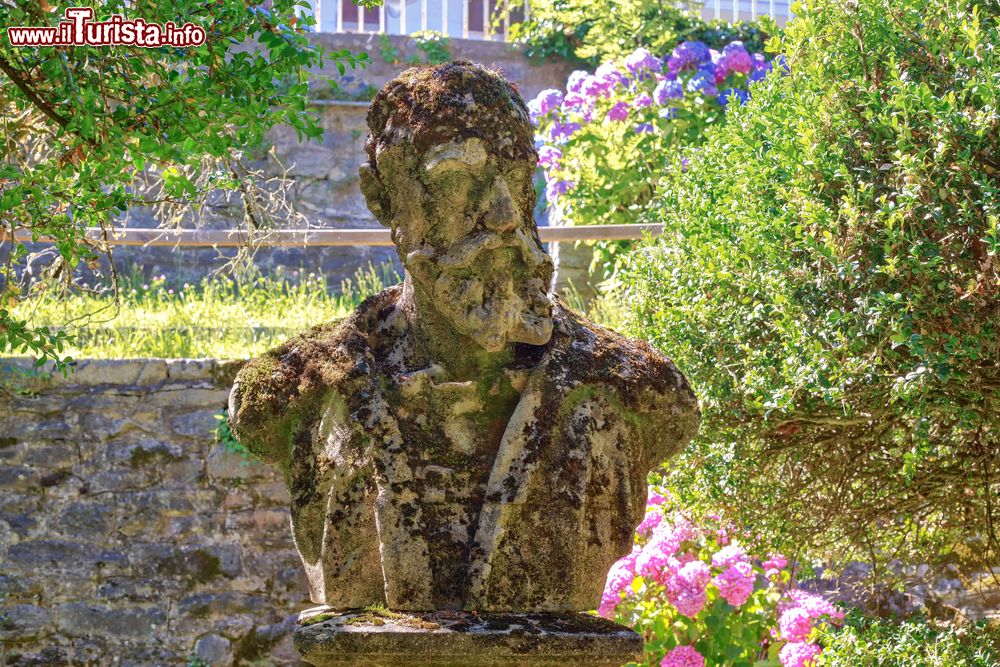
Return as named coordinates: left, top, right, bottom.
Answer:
left=383, top=367, right=527, bottom=606
left=390, top=369, right=526, bottom=501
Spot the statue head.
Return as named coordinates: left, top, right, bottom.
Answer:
left=359, top=61, right=554, bottom=353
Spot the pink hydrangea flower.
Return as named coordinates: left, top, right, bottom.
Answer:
left=647, top=489, right=667, bottom=506
left=661, top=645, right=705, bottom=667
left=763, top=553, right=788, bottom=573
left=580, top=74, right=605, bottom=99
left=666, top=560, right=710, bottom=617
left=710, top=49, right=730, bottom=84
left=711, top=544, right=749, bottom=569
left=721, top=41, right=753, bottom=75
left=599, top=545, right=640, bottom=618
left=635, top=548, right=678, bottom=585
left=566, top=69, right=590, bottom=93
left=714, top=561, right=754, bottom=607
left=636, top=508, right=663, bottom=538
left=644, top=517, right=695, bottom=561
left=778, top=607, right=813, bottom=642
left=562, top=92, right=588, bottom=110
left=784, top=590, right=845, bottom=623
left=778, top=642, right=822, bottom=667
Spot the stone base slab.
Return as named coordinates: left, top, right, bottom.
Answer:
left=294, top=607, right=642, bottom=666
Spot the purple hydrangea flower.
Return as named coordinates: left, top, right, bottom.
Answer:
left=711, top=49, right=730, bottom=84
left=606, top=101, right=629, bottom=122
left=653, top=80, right=684, bottom=105
left=719, top=87, right=750, bottom=107
left=545, top=178, right=575, bottom=201
left=774, top=54, right=791, bottom=74
left=721, top=41, right=753, bottom=74
left=625, top=47, right=661, bottom=75
left=562, top=92, right=588, bottom=110
left=566, top=70, right=590, bottom=93
left=634, top=122, right=655, bottom=134
left=528, top=89, right=563, bottom=124
left=686, top=67, right=718, bottom=96
left=667, top=40, right=711, bottom=74
left=537, top=145, right=562, bottom=170
left=581, top=74, right=607, bottom=99
left=633, top=92, right=653, bottom=109
left=550, top=120, right=582, bottom=142
left=659, top=106, right=677, bottom=120
left=596, top=63, right=628, bottom=91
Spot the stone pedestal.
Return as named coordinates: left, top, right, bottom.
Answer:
left=294, top=607, right=642, bottom=667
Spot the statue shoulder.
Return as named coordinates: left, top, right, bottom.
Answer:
left=228, top=286, right=400, bottom=464
left=552, top=304, right=701, bottom=463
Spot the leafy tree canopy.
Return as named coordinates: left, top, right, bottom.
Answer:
left=0, top=0, right=367, bottom=368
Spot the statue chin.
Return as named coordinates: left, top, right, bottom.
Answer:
left=431, top=271, right=554, bottom=352
left=453, top=304, right=554, bottom=353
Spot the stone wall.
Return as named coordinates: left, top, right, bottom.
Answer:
left=0, top=358, right=308, bottom=666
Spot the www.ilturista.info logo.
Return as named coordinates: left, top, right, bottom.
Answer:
left=6, top=7, right=206, bottom=47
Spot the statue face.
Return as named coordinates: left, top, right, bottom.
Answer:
left=376, top=137, right=554, bottom=352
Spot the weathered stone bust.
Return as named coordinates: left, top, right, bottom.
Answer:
left=229, top=61, right=700, bottom=613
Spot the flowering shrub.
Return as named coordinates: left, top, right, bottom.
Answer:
left=528, top=39, right=774, bottom=245
left=509, top=0, right=767, bottom=68
left=617, top=0, right=1000, bottom=574
left=601, top=489, right=844, bottom=667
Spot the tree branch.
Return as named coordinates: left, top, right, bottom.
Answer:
left=0, top=54, right=70, bottom=130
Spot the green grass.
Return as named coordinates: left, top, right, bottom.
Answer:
left=4, top=263, right=400, bottom=360
left=818, top=612, right=1000, bottom=667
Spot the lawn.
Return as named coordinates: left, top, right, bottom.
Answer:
left=4, top=263, right=400, bottom=359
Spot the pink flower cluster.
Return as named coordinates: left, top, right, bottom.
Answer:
left=714, top=561, right=754, bottom=606
left=763, top=553, right=788, bottom=578
left=598, top=545, right=640, bottom=618
left=666, top=560, right=711, bottom=617
left=597, top=486, right=847, bottom=667
left=661, top=645, right=705, bottom=667
left=775, top=590, right=845, bottom=667
left=711, top=544, right=750, bottom=569
left=778, top=641, right=822, bottom=667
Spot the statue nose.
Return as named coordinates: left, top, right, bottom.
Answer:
left=482, top=176, right=521, bottom=233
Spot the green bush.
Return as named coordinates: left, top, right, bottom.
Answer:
left=818, top=612, right=999, bottom=666
left=510, top=0, right=768, bottom=66
left=619, top=0, right=1000, bottom=573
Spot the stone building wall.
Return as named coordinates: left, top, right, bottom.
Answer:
left=91, top=33, right=575, bottom=288
left=0, top=358, right=308, bottom=667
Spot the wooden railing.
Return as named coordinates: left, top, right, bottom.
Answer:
left=0, top=224, right=665, bottom=248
